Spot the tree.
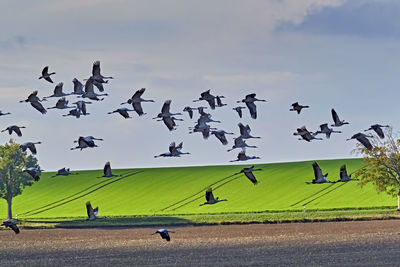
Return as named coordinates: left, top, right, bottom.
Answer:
left=0, top=139, right=39, bottom=219
left=354, top=127, right=400, bottom=210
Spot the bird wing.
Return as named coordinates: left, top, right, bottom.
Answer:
left=205, top=188, right=214, bottom=201
left=373, top=126, right=385, bottom=139
left=45, top=76, right=54, bottom=83
left=238, top=123, right=246, bottom=136
left=207, top=98, right=216, bottom=109
left=312, top=162, right=323, bottom=180
left=10, top=223, right=20, bottom=234
left=73, top=78, right=84, bottom=94
left=169, top=142, right=176, bottom=153
left=163, top=117, right=175, bottom=131
left=13, top=126, right=22, bottom=137
left=357, top=136, right=373, bottom=150
left=119, top=109, right=130, bottom=118
left=246, top=102, right=257, bottom=119
left=200, top=89, right=211, bottom=98
left=237, top=108, right=243, bottom=118
left=216, top=132, right=228, bottom=145
left=246, top=93, right=256, bottom=99
left=132, top=88, right=145, bottom=98
left=86, top=201, right=94, bottom=219
left=93, top=80, right=104, bottom=92
left=331, top=109, right=340, bottom=124
left=161, top=100, right=171, bottom=113
left=92, top=61, right=101, bottom=76
left=54, top=82, right=63, bottom=95
left=31, top=101, right=47, bottom=114
left=104, top=162, right=112, bottom=176
left=244, top=170, right=258, bottom=184
left=84, top=77, right=94, bottom=93
left=340, top=165, right=347, bottom=180
left=42, top=66, right=49, bottom=76
left=133, top=102, right=144, bottom=116
left=28, top=143, right=37, bottom=155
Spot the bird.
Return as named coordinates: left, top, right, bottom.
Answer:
left=71, top=78, right=85, bottom=95
left=346, top=133, right=373, bottom=150
left=216, top=96, right=227, bottom=107
left=108, top=108, right=135, bottom=119
left=154, top=100, right=182, bottom=119
left=193, top=90, right=224, bottom=110
left=91, top=60, right=113, bottom=84
left=290, top=102, right=309, bottom=114
left=47, top=97, right=74, bottom=109
left=188, top=122, right=216, bottom=139
left=63, top=108, right=82, bottom=118
left=20, top=142, right=41, bottom=155
left=211, top=130, right=234, bottom=145
left=51, top=167, right=78, bottom=177
left=230, top=150, right=260, bottom=162
left=39, top=66, right=55, bottom=83
left=162, top=116, right=183, bottom=131
left=227, top=136, right=257, bottom=152
left=73, top=100, right=92, bottom=116
left=238, top=123, right=261, bottom=139
left=43, top=82, right=71, bottom=99
left=79, top=77, right=108, bottom=101
left=183, top=106, right=206, bottom=119
left=233, top=106, right=246, bottom=118
left=120, top=88, right=154, bottom=116
left=1, top=125, right=26, bottom=137
left=155, top=142, right=190, bottom=158
left=315, top=123, right=341, bottom=139
left=23, top=166, right=42, bottom=181
left=86, top=201, right=99, bottom=220
left=200, top=188, right=227, bottom=206
left=152, top=229, right=174, bottom=241
left=236, top=166, right=262, bottom=185
left=71, top=136, right=103, bottom=150
left=309, top=162, right=334, bottom=184
left=0, top=110, right=11, bottom=116
left=1, top=219, right=20, bottom=234
left=293, top=126, right=322, bottom=142
left=20, top=90, right=46, bottom=103
left=237, top=93, right=266, bottom=119
left=102, top=161, right=119, bottom=177
left=331, top=108, right=349, bottom=127
left=365, top=124, right=390, bottom=139
left=336, top=165, right=359, bottom=182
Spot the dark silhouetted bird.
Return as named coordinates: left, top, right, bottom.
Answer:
left=316, top=123, right=341, bottom=139
left=120, top=88, right=154, bottom=116
left=230, top=150, right=260, bottom=162
left=86, top=201, right=99, bottom=220
left=233, top=106, right=246, bottom=118
left=1, top=125, right=26, bottom=137
left=290, top=102, right=309, bottom=114
left=346, top=133, right=373, bottom=150
left=237, top=93, right=266, bottom=119
left=108, top=107, right=135, bottom=119
left=39, top=66, right=55, bottom=83
left=365, top=124, right=390, bottom=139
left=24, top=166, right=42, bottom=181
left=52, top=167, right=78, bottom=177
left=1, top=219, right=20, bottom=234
left=331, top=108, right=349, bottom=127
left=155, top=142, right=190, bottom=158
left=44, top=82, right=71, bottom=99
left=152, top=229, right=174, bottom=241
left=236, top=166, right=262, bottom=185
left=211, top=130, right=234, bottom=145
left=336, top=165, right=359, bottom=182
left=309, top=162, right=334, bottom=184
left=200, top=188, right=227, bottom=206
left=20, top=142, right=41, bottom=155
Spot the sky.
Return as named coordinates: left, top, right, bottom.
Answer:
left=1, top=0, right=399, bottom=171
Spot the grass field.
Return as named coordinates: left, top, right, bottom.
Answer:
left=0, top=158, right=397, bottom=224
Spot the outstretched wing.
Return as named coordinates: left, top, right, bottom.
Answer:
left=205, top=188, right=214, bottom=201
left=132, top=88, right=145, bottom=99
left=92, top=61, right=101, bottom=76
left=161, top=100, right=171, bottom=113
left=331, top=109, right=340, bottom=124
left=244, top=170, right=258, bottom=185
left=86, top=201, right=94, bottom=219
left=133, top=102, right=144, bottom=116
left=246, top=102, right=257, bottom=119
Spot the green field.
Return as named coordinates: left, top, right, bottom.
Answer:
left=0, top=158, right=397, bottom=223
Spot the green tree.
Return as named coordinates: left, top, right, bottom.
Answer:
left=354, top=127, right=400, bottom=210
left=0, top=139, right=39, bottom=219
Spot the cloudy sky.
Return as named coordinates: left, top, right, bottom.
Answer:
left=1, top=0, right=399, bottom=171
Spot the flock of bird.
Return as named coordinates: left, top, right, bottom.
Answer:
left=0, top=61, right=390, bottom=239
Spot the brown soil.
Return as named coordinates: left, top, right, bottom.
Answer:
left=1, top=220, right=400, bottom=266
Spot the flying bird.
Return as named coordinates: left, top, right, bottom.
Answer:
left=23, top=166, right=42, bottom=181
left=63, top=108, right=82, bottom=118
left=200, top=188, right=227, bottom=206
left=79, top=77, right=108, bottom=101
left=236, top=166, right=262, bottom=185
left=44, top=82, right=71, bottom=99
left=52, top=167, right=78, bottom=177
left=30, top=101, right=47, bottom=114
left=309, top=162, right=334, bottom=184
left=71, top=78, right=85, bottom=95
left=290, top=102, right=309, bottom=114
left=233, top=106, right=246, bottom=118
left=293, top=126, right=322, bottom=142
left=211, top=130, right=234, bottom=145
left=20, top=142, right=41, bottom=155
left=86, top=201, right=99, bottom=220
left=230, top=150, right=260, bottom=162
left=346, top=133, right=373, bottom=150
left=365, top=124, right=390, bottom=139
left=108, top=108, right=135, bottom=119
left=155, top=142, right=190, bottom=158
left=91, top=60, right=113, bottom=84
left=152, top=229, right=174, bottom=242
left=1, top=125, right=26, bottom=137
left=227, top=136, right=257, bottom=152
left=216, top=96, right=227, bottom=107
left=0, top=110, right=11, bottom=116
left=120, top=88, right=154, bottom=116
left=19, top=90, right=46, bottom=103
left=1, top=219, right=20, bottom=234
left=71, top=136, right=103, bottom=150
left=193, top=89, right=223, bottom=110
left=331, top=108, right=349, bottom=127
left=237, top=93, right=266, bottom=119
left=73, top=100, right=92, bottom=116
left=336, top=165, right=359, bottom=182
left=316, top=123, right=341, bottom=139
left=39, top=66, right=55, bottom=83
left=183, top=106, right=206, bottom=119
left=47, top=97, right=74, bottom=109
left=102, top=161, right=119, bottom=177
left=238, top=123, right=261, bottom=139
